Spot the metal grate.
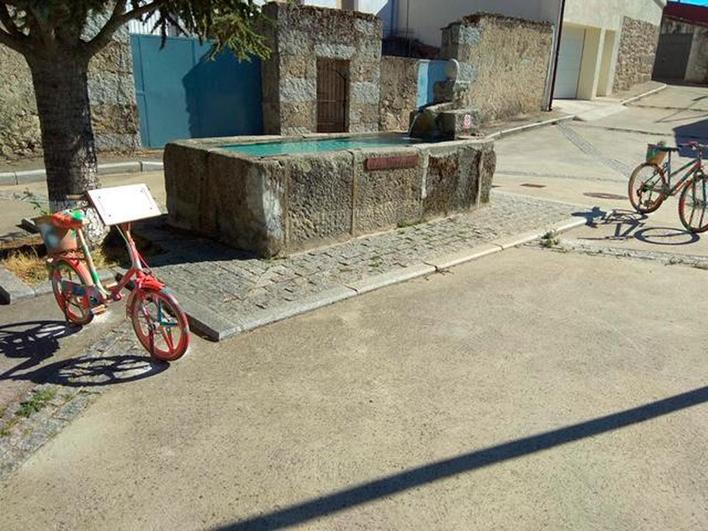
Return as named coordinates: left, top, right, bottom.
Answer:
left=317, top=58, right=349, bottom=133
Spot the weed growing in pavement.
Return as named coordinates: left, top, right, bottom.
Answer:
left=540, top=230, right=560, bottom=248
left=15, top=388, right=56, bottom=418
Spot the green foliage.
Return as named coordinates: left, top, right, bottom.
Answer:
left=0, top=0, right=270, bottom=60
left=15, top=388, right=56, bottom=418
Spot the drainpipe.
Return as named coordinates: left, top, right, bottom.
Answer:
left=547, top=0, right=567, bottom=111
left=389, top=0, right=397, bottom=39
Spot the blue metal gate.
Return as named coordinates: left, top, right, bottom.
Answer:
left=130, top=34, right=263, bottom=148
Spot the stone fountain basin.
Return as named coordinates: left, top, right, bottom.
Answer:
left=164, top=132, right=496, bottom=257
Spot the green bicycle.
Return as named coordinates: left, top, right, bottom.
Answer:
left=628, top=141, right=708, bottom=233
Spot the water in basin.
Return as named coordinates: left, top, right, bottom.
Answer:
left=220, top=135, right=424, bottom=157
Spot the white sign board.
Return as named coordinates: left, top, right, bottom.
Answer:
left=87, top=184, right=161, bottom=226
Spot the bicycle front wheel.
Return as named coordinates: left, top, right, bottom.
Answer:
left=50, top=258, right=94, bottom=325
left=679, top=173, right=708, bottom=233
left=130, top=288, right=190, bottom=361
left=628, top=163, right=666, bottom=214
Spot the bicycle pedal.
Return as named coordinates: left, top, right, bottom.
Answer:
left=91, top=304, right=108, bottom=315
left=104, top=281, right=118, bottom=290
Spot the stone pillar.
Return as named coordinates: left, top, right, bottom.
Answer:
left=577, top=27, right=605, bottom=100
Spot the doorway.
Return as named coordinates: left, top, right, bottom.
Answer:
left=317, top=58, right=349, bottom=133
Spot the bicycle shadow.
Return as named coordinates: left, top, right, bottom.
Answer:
left=10, top=353, right=169, bottom=388
left=0, top=320, right=168, bottom=387
left=574, top=208, right=700, bottom=246
left=0, top=320, right=81, bottom=380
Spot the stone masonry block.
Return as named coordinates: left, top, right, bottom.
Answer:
left=353, top=149, right=423, bottom=233
left=286, top=151, right=354, bottom=249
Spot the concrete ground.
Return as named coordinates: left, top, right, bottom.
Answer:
left=0, top=83, right=706, bottom=529
left=0, top=248, right=706, bottom=529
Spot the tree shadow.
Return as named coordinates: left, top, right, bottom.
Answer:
left=182, top=49, right=263, bottom=139
left=217, top=386, right=708, bottom=530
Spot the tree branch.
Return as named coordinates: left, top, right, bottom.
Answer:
left=85, top=0, right=165, bottom=55
left=0, top=4, right=22, bottom=38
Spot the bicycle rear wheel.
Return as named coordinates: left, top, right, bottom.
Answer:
left=628, top=163, right=666, bottom=214
left=678, top=173, right=708, bottom=233
left=130, top=288, right=190, bottom=361
left=50, top=258, right=94, bottom=325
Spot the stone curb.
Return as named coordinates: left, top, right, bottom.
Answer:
left=177, top=295, right=242, bottom=342
left=486, top=114, right=576, bottom=140
left=620, top=83, right=667, bottom=105
left=346, top=263, right=436, bottom=294
left=1, top=161, right=164, bottom=186
left=0, top=217, right=589, bottom=341
left=183, top=216, right=589, bottom=342
left=0, top=266, right=35, bottom=303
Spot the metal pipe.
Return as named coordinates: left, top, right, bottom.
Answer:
left=547, top=0, right=567, bottom=111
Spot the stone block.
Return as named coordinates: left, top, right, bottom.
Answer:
left=281, top=102, right=317, bottom=130
left=352, top=149, right=423, bottom=233
left=280, top=78, right=317, bottom=103
left=479, top=148, right=497, bottom=204
left=351, top=81, right=379, bottom=104
left=314, top=44, right=356, bottom=60
left=164, top=142, right=209, bottom=233
left=280, top=55, right=316, bottom=79
left=286, top=151, right=354, bottom=249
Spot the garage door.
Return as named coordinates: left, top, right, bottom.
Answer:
left=554, top=26, right=585, bottom=99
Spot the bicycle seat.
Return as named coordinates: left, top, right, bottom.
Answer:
left=51, top=210, right=84, bottom=230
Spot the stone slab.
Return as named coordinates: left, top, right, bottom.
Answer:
left=0, top=172, right=16, bottom=185
left=492, top=230, right=547, bottom=250
left=97, top=162, right=141, bottom=175
left=176, top=295, right=242, bottom=342
left=346, top=263, right=436, bottom=295
left=0, top=266, right=35, bottom=304
left=423, top=243, right=502, bottom=270
left=240, top=286, right=358, bottom=333
left=14, top=170, right=45, bottom=184
left=140, top=161, right=164, bottom=172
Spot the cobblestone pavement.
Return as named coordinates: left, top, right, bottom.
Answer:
left=0, top=323, right=165, bottom=481
left=139, top=191, right=583, bottom=325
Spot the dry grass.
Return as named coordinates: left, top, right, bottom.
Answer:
left=2, top=245, right=120, bottom=287
left=2, top=248, right=48, bottom=286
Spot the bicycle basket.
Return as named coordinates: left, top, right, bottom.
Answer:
left=646, top=144, right=667, bottom=166
left=34, top=215, right=79, bottom=255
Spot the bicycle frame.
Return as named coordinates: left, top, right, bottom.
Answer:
left=60, top=222, right=163, bottom=315
left=658, top=149, right=704, bottom=196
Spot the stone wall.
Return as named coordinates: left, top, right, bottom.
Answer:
left=0, top=25, right=139, bottom=162
left=379, top=56, right=419, bottom=131
left=260, top=2, right=383, bottom=135
left=440, top=14, right=553, bottom=123
left=614, top=17, right=661, bottom=92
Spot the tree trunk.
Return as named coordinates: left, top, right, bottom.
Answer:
left=28, top=53, right=100, bottom=208
left=28, top=53, right=107, bottom=245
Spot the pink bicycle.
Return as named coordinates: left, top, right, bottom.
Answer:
left=37, top=188, right=190, bottom=362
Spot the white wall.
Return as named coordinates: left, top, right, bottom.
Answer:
left=564, top=0, right=666, bottom=30
left=394, top=0, right=562, bottom=47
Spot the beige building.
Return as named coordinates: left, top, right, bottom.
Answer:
left=554, top=0, right=667, bottom=99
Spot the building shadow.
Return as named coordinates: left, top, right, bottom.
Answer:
left=216, top=385, right=708, bottom=530
left=674, top=117, right=708, bottom=157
